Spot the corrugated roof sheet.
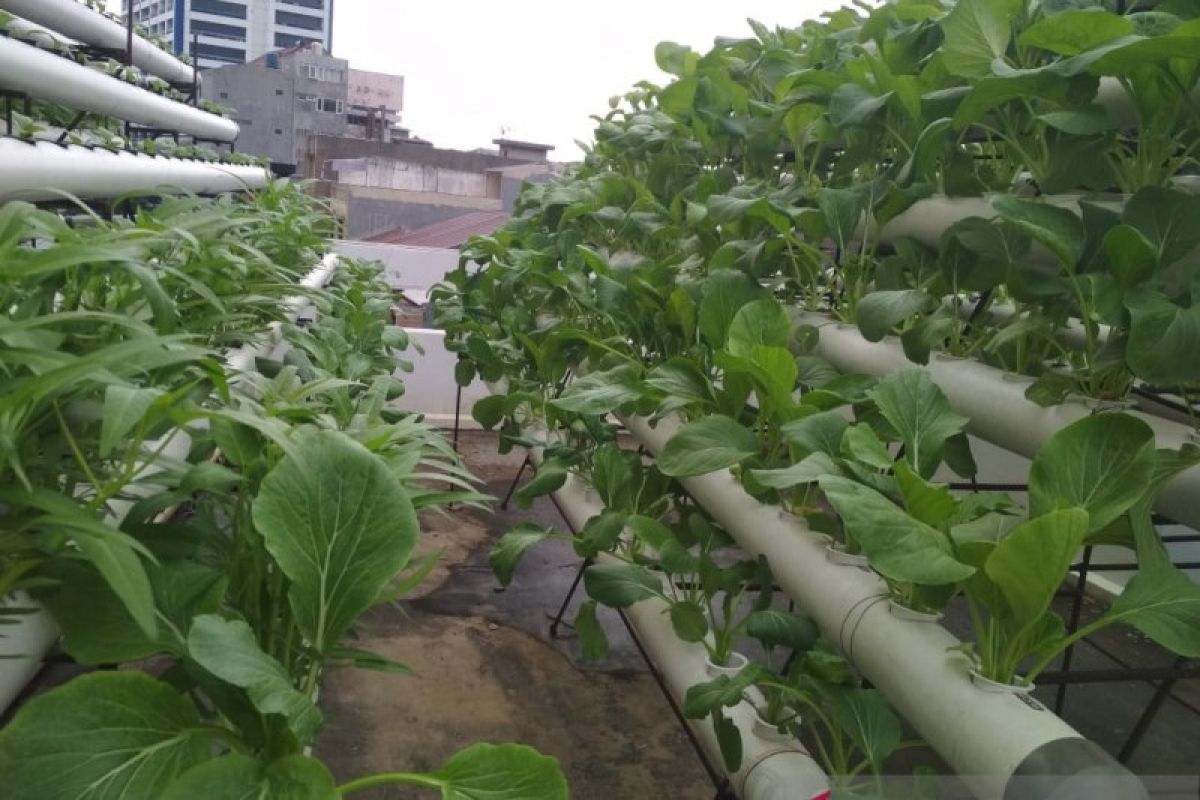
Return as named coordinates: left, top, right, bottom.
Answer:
left=366, top=211, right=510, bottom=249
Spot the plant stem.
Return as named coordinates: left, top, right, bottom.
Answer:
left=338, top=772, right=444, bottom=796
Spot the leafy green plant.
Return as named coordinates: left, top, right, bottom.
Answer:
left=0, top=183, right=567, bottom=798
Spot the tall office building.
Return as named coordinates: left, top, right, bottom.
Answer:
left=124, top=0, right=333, bottom=69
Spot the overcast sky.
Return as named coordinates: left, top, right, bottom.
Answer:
left=105, top=1, right=850, bottom=157
left=332, top=0, right=847, bottom=158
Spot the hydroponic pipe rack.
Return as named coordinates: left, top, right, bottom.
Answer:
left=0, top=0, right=195, bottom=85
left=0, top=34, right=235, bottom=141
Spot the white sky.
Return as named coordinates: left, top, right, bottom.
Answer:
left=108, top=1, right=850, bottom=158
left=334, top=0, right=847, bottom=158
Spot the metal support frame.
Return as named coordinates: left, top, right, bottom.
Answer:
left=522, top=460, right=730, bottom=797
left=55, top=111, right=89, bottom=144
left=949, top=480, right=1199, bottom=757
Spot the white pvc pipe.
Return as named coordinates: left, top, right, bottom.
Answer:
left=866, top=194, right=1121, bottom=252
left=623, top=414, right=1145, bottom=800
left=0, top=138, right=267, bottom=202
left=226, top=253, right=341, bottom=374
left=794, top=312, right=1200, bottom=535
left=0, top=36, right=234, bottom=141
left=545, top=461, right=830, bottom=800
left=0, top=592, right=60, bottom=713
left=0, top=0, right=195, bottom=85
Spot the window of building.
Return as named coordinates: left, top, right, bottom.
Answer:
left=318, top=98, right=344, bottom=114
left=219, top=91, right=228, bottom=99
left=274, top=32, right=321, bottom=48
left=275, top=129, right=284, bottom=135
left=279, top=0, right=324, bottom=9
left=275, top=88, right=284, bottom=96
left=191, top=19, right=245, bottom=41
left=276, top=10, right=324, bottom=31
left=296, top=93, right=317, bottom=110
left=193, top=42, right=246, bottom=63
left=301, top=64, right=342, bottom=82
left=192, top=0, right=248, bottom=20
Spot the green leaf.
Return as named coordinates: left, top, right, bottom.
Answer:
left=575, top=600, right=609, bottom=662
left=42, top=559, right=223, bottom=664
left=655, top=41, right=699, bottom=77
left=856, top=290, right=936, bottom=342
left=698, top=270, right=766, bottom=348
left=253, top=429, right=418, bottom=654
left=991, top=195, right=1084, bottom=266
left=1019, top=8, right=1134, bottom=55
left=1038, top=107, right=1117, bottom=135
left=825, top=687, right=902, bottom=771
left=1122, top=186, right=1200, bottom=269
left=895, top=462, right=957, bottom=528
left=820, top=476, right=975, bottom=585
left=211, top=417, right=261, bottom=467
left=727, top=298, right=790, bottom=356
left=100, top=385, right=162, bottom=457
left=645, top=358, right=715, bottom=408
left=1028, top=414, right=1156, bottom=533
left=657, top=415, right=759, bottom=477
left=714, top=710, right=744, bottom=772
left=472, top=394, right=508, bottom=429
left=56, top=510, right=158, bottom=639
left=0, top=672, right=209, bottom=800
left=868, top=368, right=969, bottom=478
left=746, top=609, right=819, bottom=651
left=828, top=84, right=893, bottom=127
left=841, top=423, right=895, bottom=471
left=749, top=452, right=841, bottom=489
left=940, top=0, right=1021, bottom=78
left=669, top=600, right=709, bottom=642
left=575, top=510, right=628, bottom=558
left=490, top=523, right=550, bottom=586
left=781, top=409, right=849, bottom=456
left=514, top=458, right=569, bottom=508
left=551, top=366, right=643, bottom=415
left=1103, top=224, right=1157, bottom=289
left=1125, top=291, right=1200, bottom=385
left=430, top=743, right=568, bottom=800
left=986, top=509, right=1089, bottom=631
left=188, top=615, right=323, bottom=742
left=818, top=187, right=865, bottom=253
left=1100, top=508, right=1200, bottom=658
left=163, top=755, right=338, bottom=800
left=583, top=563, right=661, bottom=608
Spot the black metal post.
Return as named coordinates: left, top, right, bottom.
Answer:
left=498, top=455, right=531, bottom=510
left=1056, top=545, right=1094, bottom=714
left=191, top=34, right=199, bottom=107
left=452, top=384, right=463, bottom=453
left=615, top=608, right=731, bottom=795
left=548, top=558, right=591, bottom=639
left=1118, top=657, right=1188, bottom=763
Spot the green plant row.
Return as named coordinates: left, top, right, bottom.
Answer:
left=0, top=186, right=567, bottom=799
left=431, top=2, right=1200, bottom=780
left=555, top=0, right=1200, bottom=410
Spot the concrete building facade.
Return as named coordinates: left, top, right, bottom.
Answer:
left=203, top=43, right=404, bottom=171
left=304, top=135, right=559, bottom=239
left=125, top=0, right=333, bottom=68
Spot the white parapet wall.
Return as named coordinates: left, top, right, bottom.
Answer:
left=333, top=240, right=462, bottom=294
left=399, top=328, right=489, bottom=429
left=333, top=241, right=488, bottom=428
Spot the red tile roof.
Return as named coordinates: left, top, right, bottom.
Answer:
left=366, top=211, right=511, bottom=249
